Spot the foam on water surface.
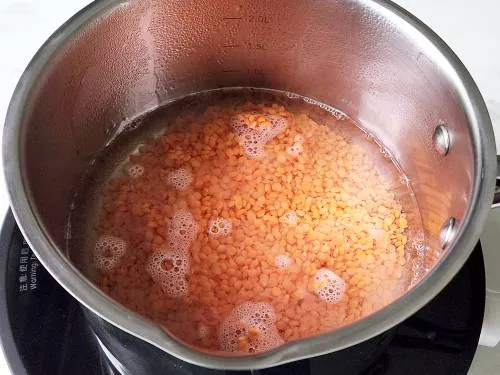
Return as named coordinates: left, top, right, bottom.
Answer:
left=275, top=254, right=293, bottom=268
left=208, top=217, right=233, bottom=237
left=146, top=210, right=198, bottom=298
left=146, top=249, right=189, bottom=298
left=314, top=268, right=346, bottom=304
left=231, top=113, right=289, bottom=158
left=126, top=163, right=145, bottom=178
left=94, top=235, right=127, bottom=272
left=167, top=168, right=193, bottom=190
left=219, top=302, right=284, bottom=353
left=168, top=210, right=199, bottom=246
left=281, top=211, right=298, bottom=225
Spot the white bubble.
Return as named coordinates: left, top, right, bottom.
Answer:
left=208, top=217, right=233, bottom=237
left=219, top=302, right=284, bottom=353
left=379, top=147, right=392, bottom=159
left=281, top=211, right=298, bottom=225
left=329, top=108, right=347, bottom=120
left=285, top=91, right=299, bottom=99
left=198, top=324, right=210, bottom=339
left=275, top=254, right=293, bottom=268
left=287, top=143, right=303, bottom=157
left=167, top=168, right=192, bottom=190
left=399, top=174, right=410, bottom=186
left=126, top=164, right=144, bottom=178
left=94, top=235, right=127, bottom=272
left=314, top=268, right=346, bottom=304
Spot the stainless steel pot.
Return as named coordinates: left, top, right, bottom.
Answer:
left=2, top=0, right=497, bottom=370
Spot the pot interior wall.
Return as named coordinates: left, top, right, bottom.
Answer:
left=21, top=0, right=473, bottom=279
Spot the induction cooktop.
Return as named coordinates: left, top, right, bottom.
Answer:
left=0, top=211, right=485, bottom=375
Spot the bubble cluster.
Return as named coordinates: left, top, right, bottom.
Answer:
left=363, top=131, right=374, bottom=141
left=168, top=210, right=198, bottom=248
left=411, top=231, right=425, bottom=253
left=231, top=112, right=288, bottom=158
left=313, top=268, right=346, bottom=304
left=146, top=210, right=198, bottom=298
left=409, top=230, right=427, bottom=285
left=398, top=175, right=408, bottom=186
left=287, top=133, right=305, bottom=157
left=239, top=132, right=266, bottom=158
left=167, top=168, right=192, bottom=190
left=302, top=97, right=347, bottom=120
left=280, top=211, right=298, bottom=225
left=219, top=302, right=284, bottom=353
left=380, top=147, right=392, bottom=159
left=126, top=163, right=144, bottom=178
left=146, top=249, right=189, bottom=298
left=285, top=91, right=299, bottom=99
left=208, top=217, right=232, bottom=237
left=198, top=324, right=210, bottom=339
left=93, top=235, right=127, bottom=272
left=287, top=143, right=303, bottom=157
left=274, top=254, right=293, bottom=268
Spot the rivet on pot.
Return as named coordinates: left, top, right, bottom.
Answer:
left=439, top=217, right=456, bottom=248
left=433, top=123, right=451, bottom=156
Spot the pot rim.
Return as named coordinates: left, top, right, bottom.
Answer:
left=2, top=0, right=496, bottom=370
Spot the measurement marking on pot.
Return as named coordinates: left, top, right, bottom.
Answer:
left=246, top=41, right=266, bottom=50
left=222, top=68, right=265, bottom=75
left=246, top=15, right=271, bottom=23
left=223, top=42, right=266, bottom=50
left=222, top=15, right=272, bottom=23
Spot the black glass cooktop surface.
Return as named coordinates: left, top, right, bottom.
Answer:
left=0, top=211, right=485, bottom=375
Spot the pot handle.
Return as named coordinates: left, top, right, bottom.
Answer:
left=479, top=155, right=500, bottom=347
left=493, top=155, right=500, bottom=208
